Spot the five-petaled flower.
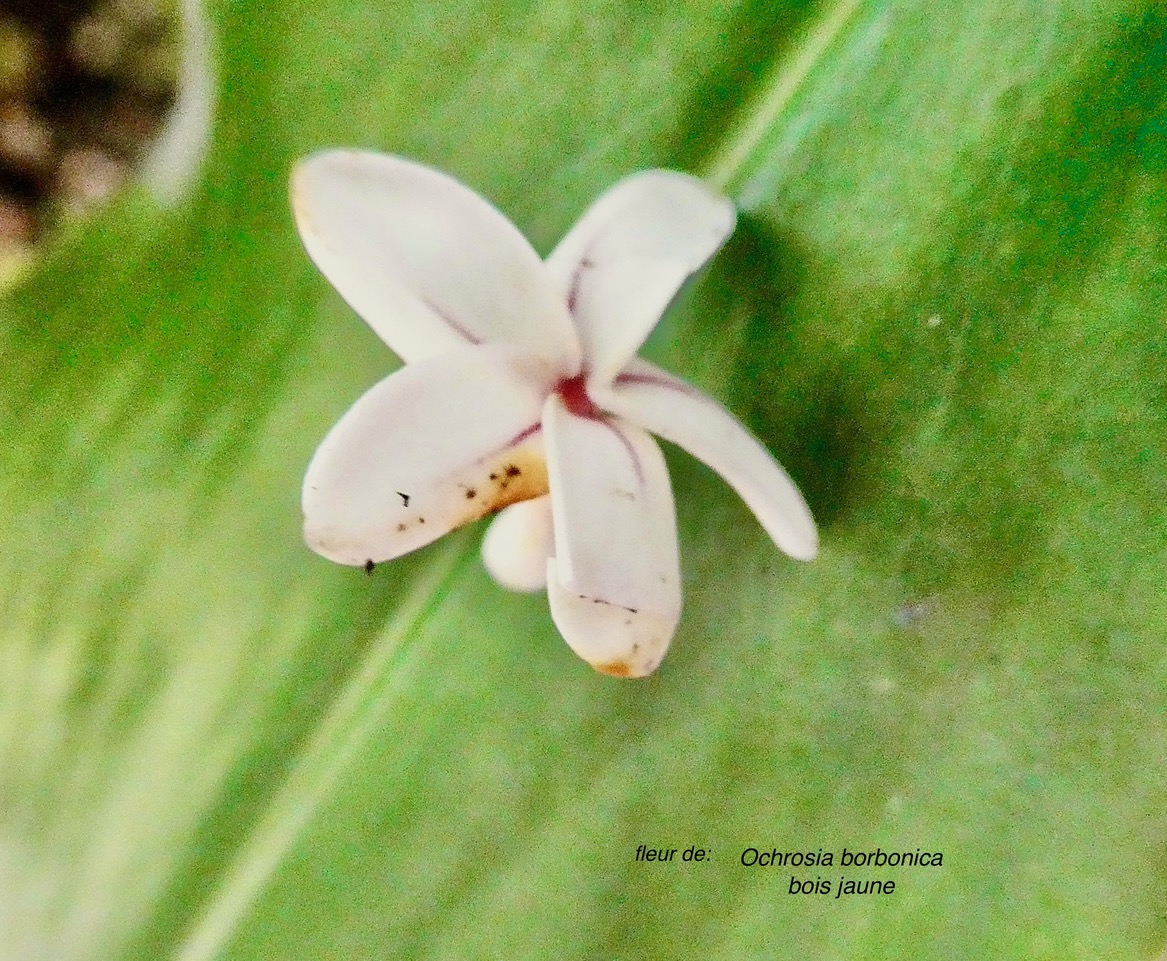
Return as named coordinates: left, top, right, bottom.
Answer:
left=293, top=151, right=817, bottom=678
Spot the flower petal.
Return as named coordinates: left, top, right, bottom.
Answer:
left=596, top=360, right=818, bottom=561
left=542, top=396, right=681, bottom=678
left=545, top=170, right=736, bottom=387
left=292, top=150, right=580, bottom=369
left=480, top=496, right=553, bottom=593
left=303, top=346, right=555, bottom=566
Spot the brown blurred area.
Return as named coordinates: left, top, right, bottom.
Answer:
left=0, top=0, right=177, bottom=277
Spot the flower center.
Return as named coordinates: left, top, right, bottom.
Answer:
left=556, top=373, right=601, bottom=419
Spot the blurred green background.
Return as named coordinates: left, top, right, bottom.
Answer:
left=1, top=0, right=1166, bottom=958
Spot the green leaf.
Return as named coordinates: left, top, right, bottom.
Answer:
left=3, top=0, right=1166, bottom=959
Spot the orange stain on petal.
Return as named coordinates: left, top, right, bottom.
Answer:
left=453, top=443, right=549, bottom=527
left=593, top=660, right=635, bottom=678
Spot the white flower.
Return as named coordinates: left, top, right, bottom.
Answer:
left=293, top=151, right=817, bottom=678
